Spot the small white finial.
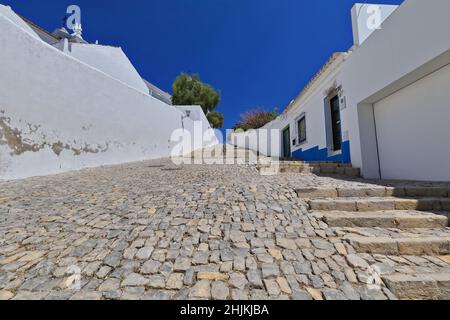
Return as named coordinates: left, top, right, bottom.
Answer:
left=72, top=22, right=83, bottom=38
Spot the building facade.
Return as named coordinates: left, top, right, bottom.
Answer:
left=232, top=0, right=450, bottom=182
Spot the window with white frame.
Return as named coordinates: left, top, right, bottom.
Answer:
left=297, top=115, right=307, bottom=144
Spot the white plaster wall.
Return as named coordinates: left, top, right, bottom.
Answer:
left=64, top=43, right=149, bottom=93
left=0, top=5, right=39, bottom=39
left=339, top=0, right=450, bottom=179
left=230, top=115, right=284, bottom=158
left=175, top=106, right=220, bottom=150
left=0, top=10, right=217, bottom=180
left=373, top=63, right=450, bottom=181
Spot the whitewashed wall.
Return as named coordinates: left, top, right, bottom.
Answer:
left=175, top=106, right=220, bottom=150
left=0, top=5, right=38, bottom=38
left=63, top=42, right=149, bottom=94
left=373, top=63, right=450, bottom=181
left=339, top=0, right=450, bottom=180
left=230, top=119, right=282, bottom=158
left=0, top=8, right=217, bottom=180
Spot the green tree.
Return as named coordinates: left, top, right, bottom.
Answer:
left=206, top=111, right=224, bottom=129
left=172, top=73, right=224, bottom=128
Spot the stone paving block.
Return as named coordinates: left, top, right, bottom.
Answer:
left=197, top=272, right=229, bottom=281
left=0, top=290, right=14, bottom=300
left=211, top=281, right=229, bottom=300
left=166, top=273, right=184, bottom=290
left=189, top=280, right=211, bottom=299
left=305, top=287, right=323, bottom=300
left=323, top=289, right=347, bottom=300
left=291, top=290, right=312, bottom=300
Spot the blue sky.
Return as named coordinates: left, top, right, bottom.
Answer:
left=4, top=0, right=402, bottom=129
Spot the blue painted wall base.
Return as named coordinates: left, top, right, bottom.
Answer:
left=292, top=140, right=351, bottom=163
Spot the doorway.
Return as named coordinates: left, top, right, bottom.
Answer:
left=282, top=126, right=291, bottom=159
left=329, top=95, right=342, bottom=151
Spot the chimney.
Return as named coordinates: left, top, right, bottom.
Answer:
left=351, top=3, right=399, bottom=46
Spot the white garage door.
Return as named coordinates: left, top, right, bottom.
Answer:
left=374, top=63, right=450, bottom=181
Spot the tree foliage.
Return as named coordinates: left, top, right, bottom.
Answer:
left=172, top=73, right=216, bottom=113
left=172, top=73, right=224, bottom=128
left=233, top=108, right=279, bottom=131
left=206, top=111, right=224, bottom=129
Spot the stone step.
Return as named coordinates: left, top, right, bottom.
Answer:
left=308, top=197, right=450, bottom=212
left=256, top=162, right=360, bottom=176
left=189, top=146, right=263, bottom=159
left=256, top=162, right=305, bottom=168
left=256, top=163, right=310, bottom=174
left=307, top=161, right=353, bottom=167
left=316, top=210, right=449, bottom=229
left=306, top=163, right=358, bottom=176
left=305, top=164, right=359, bottom=177
left=345, top=236, right=450, bottom=256
left=297, top=186, right=450, bottom=199
left=382, top=272, right=450, bottom=300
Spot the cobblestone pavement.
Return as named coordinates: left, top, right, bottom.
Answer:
left=1, top=157, right=449, bottom=300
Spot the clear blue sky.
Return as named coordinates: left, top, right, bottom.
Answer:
left=4, top=0, right=402, bottom=129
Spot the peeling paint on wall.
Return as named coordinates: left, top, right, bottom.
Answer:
left=0, top=116, right=44, bottom=155
left=0, top=115, right=109, bottom=157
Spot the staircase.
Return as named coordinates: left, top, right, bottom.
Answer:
left=257, top=161, right=360, bottom=177
left=298, top=185, right=450, bottom=300
left=187, top=145, right=266, bottom=162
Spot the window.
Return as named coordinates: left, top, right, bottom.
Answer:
left=297, top=116, right=307, bottom=144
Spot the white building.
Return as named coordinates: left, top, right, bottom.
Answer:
left=20, top=13, right=173, bottom=104
left=0, top=5, right=217, bottom=180
left=232, top=0, right=450, bottom=182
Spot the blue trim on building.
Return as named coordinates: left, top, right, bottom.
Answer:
left=292, top=140, right=351, bottom=163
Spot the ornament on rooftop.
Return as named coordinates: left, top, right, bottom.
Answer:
left=64, top=5, right=82, bottom=38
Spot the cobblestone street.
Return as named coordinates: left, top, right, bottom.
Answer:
left=1, top=156, right=450, bottom=300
